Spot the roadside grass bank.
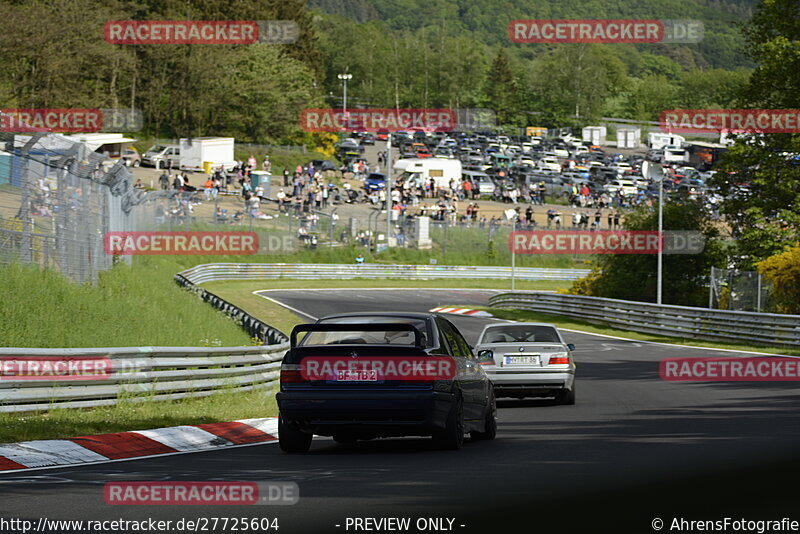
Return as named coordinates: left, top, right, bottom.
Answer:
left=0, top=262, right=253, bottom=348
left=483, top=307, right=800, bottom=357
left=0, top=387, right=278, bottom=444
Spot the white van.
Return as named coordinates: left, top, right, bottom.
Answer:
left=462, top=170, right=495, bottom=195
left=393, top=158, right=462, bottom=189
left=142, top=144, right=180, bottom=169
left=662, top=145, right=688, bottom=164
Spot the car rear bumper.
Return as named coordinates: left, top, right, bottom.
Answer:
left=485, top=369, right=575, bottom=397
left=276, top=390, right=455, bottom=437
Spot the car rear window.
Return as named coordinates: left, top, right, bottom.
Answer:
left=302, top=317, right=432, bottom=348
left=481, top=325, right=560, bottom=344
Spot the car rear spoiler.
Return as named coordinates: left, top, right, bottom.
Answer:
left=290, top=323, right=424, bottom=349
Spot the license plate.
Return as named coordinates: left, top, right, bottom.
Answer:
left=504, top=355, right=540, bottom=366
left=335, top=370, right=378, bottom=382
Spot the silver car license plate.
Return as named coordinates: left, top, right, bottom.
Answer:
left=503, top=355, right=541, bottom=366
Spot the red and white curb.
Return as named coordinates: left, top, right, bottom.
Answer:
left=430, top=307, right=493, bottom=317
left=0, top=417, right=278, bottom=473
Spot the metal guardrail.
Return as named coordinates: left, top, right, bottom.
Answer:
left=0, top=345, right=288, bottom=413
left=488, top=292, right=800, bottom=348
left=176, top=263, right=591, bottom=285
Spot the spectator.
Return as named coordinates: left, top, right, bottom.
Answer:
left=159, top=172, right=170, bottom=190
left=182, top=174, right=196, bottom=192
left=204, top=177, right=214, bottom=200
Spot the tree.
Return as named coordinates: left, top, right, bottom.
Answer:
left=622, top=74, right=681, bottom=121
left=529, top=44, right=626, bottom=124
left=484, top=49, right=516, bottom=125
left=712, top=0, right=800, bottom=268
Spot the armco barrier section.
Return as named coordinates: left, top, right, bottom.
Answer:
left=489, top=292, right=800, bottom=348
left=0, top=345, right=288, bottom=413
left=176, top=263, right=591, bottom=285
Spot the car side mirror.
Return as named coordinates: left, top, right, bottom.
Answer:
left=567, top=343, right=576, bottom=351
left=476, top=350, right=494, bottom=363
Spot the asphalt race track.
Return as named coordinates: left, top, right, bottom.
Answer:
left=2, top=288, right=799, bottom=534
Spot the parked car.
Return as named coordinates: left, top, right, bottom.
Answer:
left=474, top=322, right=576, bottom=404
left=604, top=179, right=638, bottom=196
left=462, top=170, right=495, bottom=195
left=364, top=172, right=386, bottom=192
left=539, top=156, right=562, bottom=173
left=142, top=144, right=180, bottom=169
left=523, top=174, right=570, bottom=198
left=277, top=312, right=497, bottom=452
left=121, top=147, right=141, bottom=167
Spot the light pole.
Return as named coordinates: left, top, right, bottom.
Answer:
left=657, top=171, right=663, bottom=304
left=511, top=216, right=516, bottom=291
left=386, top=134, right=392, bottom=249
left=337, top=73, right=352, bottom=119
left=643, top=160, right=665, bottom=304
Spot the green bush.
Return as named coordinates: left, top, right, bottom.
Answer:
left=757, top=245, right=800, bottom=314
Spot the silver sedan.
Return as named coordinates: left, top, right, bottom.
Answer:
left=475, top=322, right=576, bottom=404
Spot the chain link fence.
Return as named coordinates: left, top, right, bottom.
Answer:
left=0, top=130, right=146, bottom=283
left=709, top=266, right=772, bottom=312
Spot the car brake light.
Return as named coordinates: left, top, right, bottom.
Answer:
left=549, top=355, right=570, bottom=365
left=280, top=364, right=307, bottom=384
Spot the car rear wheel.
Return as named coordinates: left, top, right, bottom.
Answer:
left=433, top=395, right=464, bottom=450
left=132, top=160, right=140, bottom=168
left=554, top=384, right=576, bottom=405
left=278, top=415, right=312, bottom=453
left=471, top=391, right=497, bottom=440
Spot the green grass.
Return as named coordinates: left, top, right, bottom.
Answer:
left=0, top=387, right=277, bottom=444
left=484, top=307, right=800, bottom=357
left=0, top=262, right=253, bottom=348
